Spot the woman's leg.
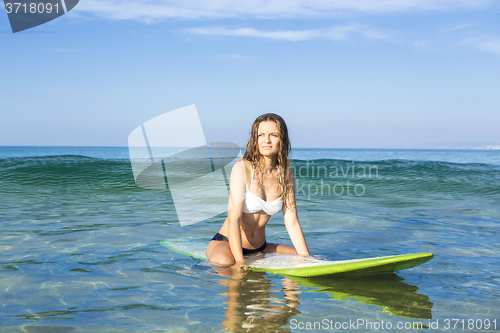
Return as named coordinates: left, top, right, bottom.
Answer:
left=206, top=240, right=235, bottom=266
left=263, top=243, right=297, bottom=255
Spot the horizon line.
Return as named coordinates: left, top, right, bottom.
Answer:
left=1, top=145, right=499, bottom=151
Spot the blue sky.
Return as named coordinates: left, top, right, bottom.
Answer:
left=1, top=0, right=499, bottom=148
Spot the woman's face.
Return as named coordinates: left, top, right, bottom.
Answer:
left=257, top=121, right=281, bottom=158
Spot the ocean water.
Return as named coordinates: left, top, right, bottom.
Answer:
left=0, top=147, right=499, bottom=332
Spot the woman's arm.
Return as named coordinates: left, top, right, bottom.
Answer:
left=283, top=171, right=310, bottom=256
left=226, top=160, right=247, bottom=264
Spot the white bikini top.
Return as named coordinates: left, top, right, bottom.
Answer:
left=242, top=167, right=283, bottom=215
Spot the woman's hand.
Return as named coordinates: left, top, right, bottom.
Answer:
left=232, top=261, right=248, bottom=271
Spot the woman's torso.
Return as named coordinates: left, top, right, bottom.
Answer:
left=218, top=160, right=283, bottom=249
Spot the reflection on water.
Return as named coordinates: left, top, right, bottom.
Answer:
left=212, top=268, right=433, bottom=332
left=290, top=274, right=433, bottom=320
left=212, top=268, right=301, bottom=332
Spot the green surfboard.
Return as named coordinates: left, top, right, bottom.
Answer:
left=160, top=238, right=434, bottom=277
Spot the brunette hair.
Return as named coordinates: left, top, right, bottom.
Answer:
left=242, top=113, right=292, bottom=207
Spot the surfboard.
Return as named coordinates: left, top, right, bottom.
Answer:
left=160, top=238, right=434, bottom=277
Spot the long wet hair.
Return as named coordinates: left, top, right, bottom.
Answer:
left=242, top=113, right=292, bottom=208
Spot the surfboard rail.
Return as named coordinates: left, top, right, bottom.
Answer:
left=252, top=253, right=434, bottom=277
left=160, top=238, right=434, bottom=277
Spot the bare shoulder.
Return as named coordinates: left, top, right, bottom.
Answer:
left=230, top=158, right=251, bottom=180
left=231, top=158, right=246, bottom=172
left=242, top=158, right=253, bottom=171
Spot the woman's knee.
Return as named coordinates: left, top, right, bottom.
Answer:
left=278, top=245, right=297, bottom=255
left=207, top=241, right=235, bottom=266
left=264, top=243, right=297, bottom=255
left=209, top=252, right=235, bottom=266
left=213, top=255, right=235, bottom=266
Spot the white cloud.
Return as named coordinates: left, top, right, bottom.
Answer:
left=47, top=49, right=83, bottom=52
left=184, top=25, right=394, bottom=42
left=214, top=54, right=262, bottom=60
left=441, top=22, right=477, bottom=32
left=77, top=0, right=494, bottom=21
left=185, top=26, right=359, bottom=41
left=462, top=37, right=500, bottom=55
left=361, top=30, right=391, bottom=40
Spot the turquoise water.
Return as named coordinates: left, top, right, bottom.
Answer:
left=1, top=147, right=499, bottom=332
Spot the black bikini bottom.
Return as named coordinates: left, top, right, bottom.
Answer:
left=211, top=232, right=267, bottom=254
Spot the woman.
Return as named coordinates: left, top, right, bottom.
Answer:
left=206, top=113, right=309, bottom=267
